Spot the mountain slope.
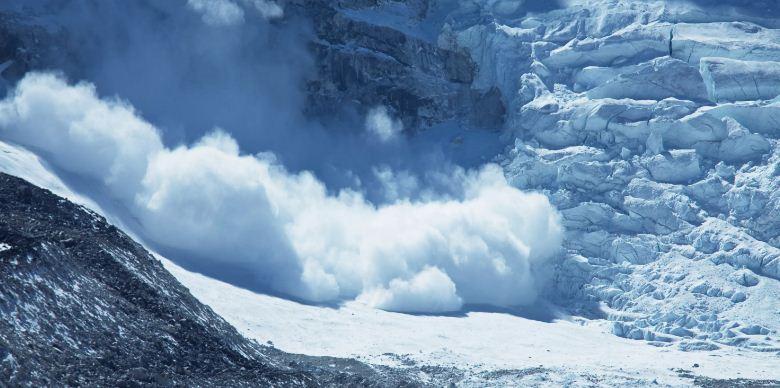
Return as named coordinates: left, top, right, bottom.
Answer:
left=0, top=137, right=778, bottom=387
left=0, top=172, right=316, bottom=386
left=0, top=171, right=436, bottom=387
left=166, top=256, right=780, bottom=387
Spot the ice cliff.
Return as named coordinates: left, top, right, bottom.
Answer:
left=317, top=0, right=780, bottom=353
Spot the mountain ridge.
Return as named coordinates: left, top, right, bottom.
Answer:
left=0, top=171, right=429, bottom=387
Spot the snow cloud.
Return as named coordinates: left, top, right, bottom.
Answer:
left=187, top=0, right=283, bottom=26
left=0, top=73, right=162, bottom=201
left=187, top=0, right=245, bottom=26
left=357, top=267, right=463, bottom=313
left=366, top=106, right=404, bottom=142
left=0, top=73, right=563, bottom=313
left=246, top=0, right=284, bottom=19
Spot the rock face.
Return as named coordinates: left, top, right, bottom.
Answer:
left=0, top=14, right=62, bottom=96
left=0, top=173, right=419, bottom=387
left=0, top=173, right=309, bottom=385
left=292, top=0, right=486, bottom=129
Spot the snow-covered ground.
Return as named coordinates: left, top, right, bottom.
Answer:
left=164, top=257, right=780, bottom=386
left=0, top=141, right=100, bottom=212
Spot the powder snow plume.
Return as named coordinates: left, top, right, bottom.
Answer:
left=0, top=73, right=563, bottom=313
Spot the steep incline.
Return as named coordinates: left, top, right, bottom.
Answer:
left=0, top=172, right=431, bottom=387
left=0, top=173, right=316, bottom=386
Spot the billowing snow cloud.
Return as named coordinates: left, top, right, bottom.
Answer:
left=0, top=73, right=564, bottom=313
left=187, top=0, right=245, bottom=26
left=366, top=106, right=404, bottom=142
left=246, top=0, right=284, bottom=19
left=357, top=267, right=463, bottom=313
left=187, top=0, right=283, bottom=26
left=0, top=74, right=163, bottom=201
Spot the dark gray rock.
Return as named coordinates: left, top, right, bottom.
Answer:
left=0, top=173, right=423, bottom=387
left=0, top=173, right=314, bottom=386
left=288, top=0, right=504, bottom=130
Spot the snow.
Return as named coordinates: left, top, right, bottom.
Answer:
left=365, top=106, right=403, bottom=142
left=445, top=0, right=780, bottom=357
left=672, top=22, right=780, bottom=65
left=0, top=140, right=102, bottom=212
left=0, top=243, right=11, bottom=252
left=163, top=258, right=780, bottom=386
left=643, top=149, right=702, bottom=184
left=544, top=23, right=672, bottom=69
left=185, top=0, right=282, bottom=26
left=0, top=75, right=564, bottom=312
left=0, top=140, right=145, bottom=247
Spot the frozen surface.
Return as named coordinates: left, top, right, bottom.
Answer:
left=436, top=0, right=780, bottom=352
left=700, top=57, right=780, bottom=102
left=164, top=258, right=780, bottom=386
left=290, top=0, right=780, bottom=358
left=0, top=141, right=102, bottom=212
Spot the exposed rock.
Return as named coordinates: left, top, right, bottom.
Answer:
left=292, top=0, right=482, bottom=129
left=0, top=173, right=420, bottom=387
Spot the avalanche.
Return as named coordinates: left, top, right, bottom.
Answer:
left=1, top=0, right=780, bottom=385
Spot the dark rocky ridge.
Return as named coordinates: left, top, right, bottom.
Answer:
left=290, top=0, right=506, bottom=130
left=0, top=172, right=309, bottom=386
left=0, top=173, right=422, bottom=387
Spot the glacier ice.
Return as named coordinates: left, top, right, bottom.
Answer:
left=700, top=57, right=780, bottom=102
left=425, top=0, right=780, bottom=352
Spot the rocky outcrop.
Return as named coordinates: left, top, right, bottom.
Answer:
left=292, top=0, right=484, bottom=129
left=0, top=14, right=68, bottom=96
left=0, top=174, right=307, bottom=386
left=0, top=173, right=422, bottom=387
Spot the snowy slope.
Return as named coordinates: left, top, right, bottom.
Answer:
left=0, top=140, right=463, bottom=387
left=0, top=141, right=101, bottom=212
left=0, top=162, right=319, bottom=386
left=164, top=257, right=780, bottom=386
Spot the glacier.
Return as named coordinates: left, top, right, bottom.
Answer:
left=326, top=0, right=780, bottom=355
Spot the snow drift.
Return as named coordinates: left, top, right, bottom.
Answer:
left=0, top=73, right=563, bottom=312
